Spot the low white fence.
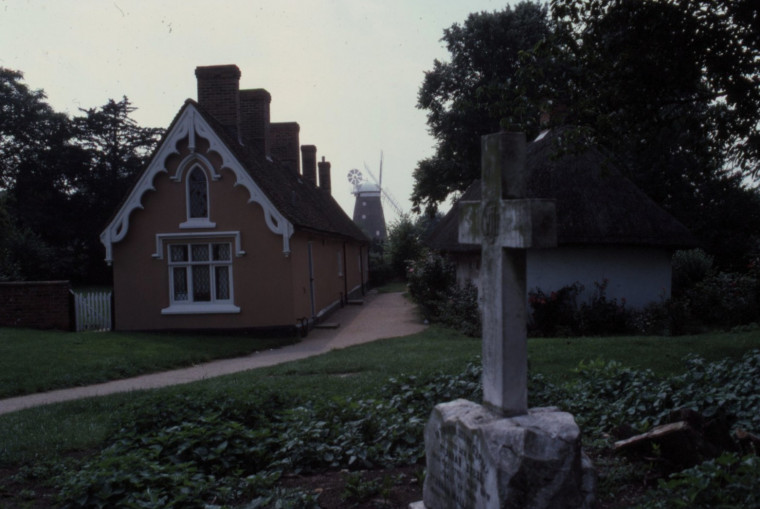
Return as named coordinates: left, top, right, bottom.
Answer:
left=71, top=290, right=112, bottom=332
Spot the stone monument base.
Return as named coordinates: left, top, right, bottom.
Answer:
left=414, top=399, right=596, bottom=509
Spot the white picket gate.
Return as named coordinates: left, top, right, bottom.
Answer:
left=71, top=290, right=112, bottom=332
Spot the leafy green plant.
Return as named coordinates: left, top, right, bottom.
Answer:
left=562, top=350, right=760, bottom=437
left=636, top=453, right=760, bottom=508
left=341, top=472, right=383, bottom=503
left=6, top=328, right=760, bottom=508
left=52, top=362, right=487, bottom=507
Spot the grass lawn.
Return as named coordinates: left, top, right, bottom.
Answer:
left=0, top=328, right=297, bottom=399
left=529, top=330, right=760, bottom=381
left=5, top=320, right=758, bottom=401
left=1, top=326, right=759, bottom=467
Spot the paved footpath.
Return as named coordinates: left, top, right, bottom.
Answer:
left=0, top=291, right=426, bottom=416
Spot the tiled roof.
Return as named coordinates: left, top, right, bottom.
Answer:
left=184, top=100, right=368, bottom=243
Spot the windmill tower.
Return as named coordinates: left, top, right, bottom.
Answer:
left=348, top=152, right=403, bottom=244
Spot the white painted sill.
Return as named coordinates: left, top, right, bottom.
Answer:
left=179, top=218, right=217, bottom=229
left=161, top=303, right=241, bottom=315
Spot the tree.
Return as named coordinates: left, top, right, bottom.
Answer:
left=0, top=69, right=163, bottom=282
left=535, top=0, right=760, bottom=266
left=411, top=1, right=552, bottom=214
left=386, top=214, right=426, bottom=279
left=72, top=97, right=163, bottom=212
left=412, top=1, right=760, bottom=266
left=545, top=0, right=760, bottom=176
left=0, top=192, right=20, bottom=281
left=0, top=68, right=71, bottom=190
left=0, top=68, right=90, bottom=280
left=69, top=98, right=163, bottom=282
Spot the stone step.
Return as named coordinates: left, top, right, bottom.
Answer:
left=314, top=322, right=340, bottom=329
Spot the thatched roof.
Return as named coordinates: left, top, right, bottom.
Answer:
left=426, top=128, right=697, bottom=252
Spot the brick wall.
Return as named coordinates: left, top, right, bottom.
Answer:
left=195, top=64, right=241, bottom=135
left=270, top=122, right=301, bottom=175
left=318, top=157, right=332, bottom=193
left=240, top=88, right=271, bottom=156
left=0, top=281, right=73, bottom=330
left=301, top=144, right=317, bottom=186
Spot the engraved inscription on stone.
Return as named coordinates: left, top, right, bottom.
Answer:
left=425, top=411, right=497, bottom=509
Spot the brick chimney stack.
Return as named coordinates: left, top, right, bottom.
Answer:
left=195, top=65, right=241, bottom=139
left=301, top=145, right=318, bottom=186
left=240, top=89, right=271, bottom=156
left=318, top=156, right=331, bottom=194
left=270, top=122, right=300, bottom=175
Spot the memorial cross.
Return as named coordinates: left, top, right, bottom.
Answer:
left=459, top=131, right=557, bottom=416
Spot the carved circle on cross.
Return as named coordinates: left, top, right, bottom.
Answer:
left=482, top=201, right=500, bottom=244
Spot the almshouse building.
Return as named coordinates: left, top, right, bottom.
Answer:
left=101, top=65, right=369, bottom=333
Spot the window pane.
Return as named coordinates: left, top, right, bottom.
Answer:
left=213, top=243, right=231, bottom=261
left=192, top=266, right=211, bottom=301
left=189, top=168, right=208, bottom=218
left=170, top=245, right=188, bottom=262
left=215, top=266, right=230, bottom=300
left=191, top=244, right=209, bottom=261
left=173, top=267, right=188, bottom=301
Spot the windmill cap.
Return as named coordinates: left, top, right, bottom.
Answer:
left=357, top=182, right=381, bottom=194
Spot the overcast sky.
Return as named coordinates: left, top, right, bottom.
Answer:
left=1, top=0, right=518, bottom=220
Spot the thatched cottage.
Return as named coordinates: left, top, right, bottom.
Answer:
left=426, top=128, right=696, bottom=308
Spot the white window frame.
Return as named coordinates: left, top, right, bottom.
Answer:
left=161, top=241, right=240, bottom=315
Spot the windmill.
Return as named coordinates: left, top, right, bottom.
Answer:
left=347, top=151, right=403, bottom=243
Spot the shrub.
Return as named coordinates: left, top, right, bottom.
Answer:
left=368, top=249, right=393, bottom=287
left=438, top=280, right=481, bottom=337
left=672, top=248, right=714, bottom=297
left=685, top=270, right=760, bottom=330
left=386, top=214, right=424, bottom=280
left=531, top=264, right=760, bottom=336
left=628, top=300, right=673, bottom=336
left=528, top=283, right=582, bottom=337
left=577, top=279, right=631, bottom=335
left=529, top=280, right=633, bottom=337
left=406, top=250, right=455, bottom=320
left=406, top=251, right=481, bottom=336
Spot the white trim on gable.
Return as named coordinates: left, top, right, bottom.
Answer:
left=170, top=153, right=221, bottom=182
left=100, top=104, right=293, bottom=263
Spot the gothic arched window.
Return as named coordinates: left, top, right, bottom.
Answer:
left=188, top=167, right=208, bottom=219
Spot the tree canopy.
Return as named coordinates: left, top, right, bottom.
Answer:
left=0, top=69, right=163, bottom=282
left=412, top=0, right=760, bottom=266
left=412, top=1, right=551, bottom=213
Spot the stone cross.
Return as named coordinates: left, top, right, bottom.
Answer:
left=459, top=131, right=557, bottom=416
